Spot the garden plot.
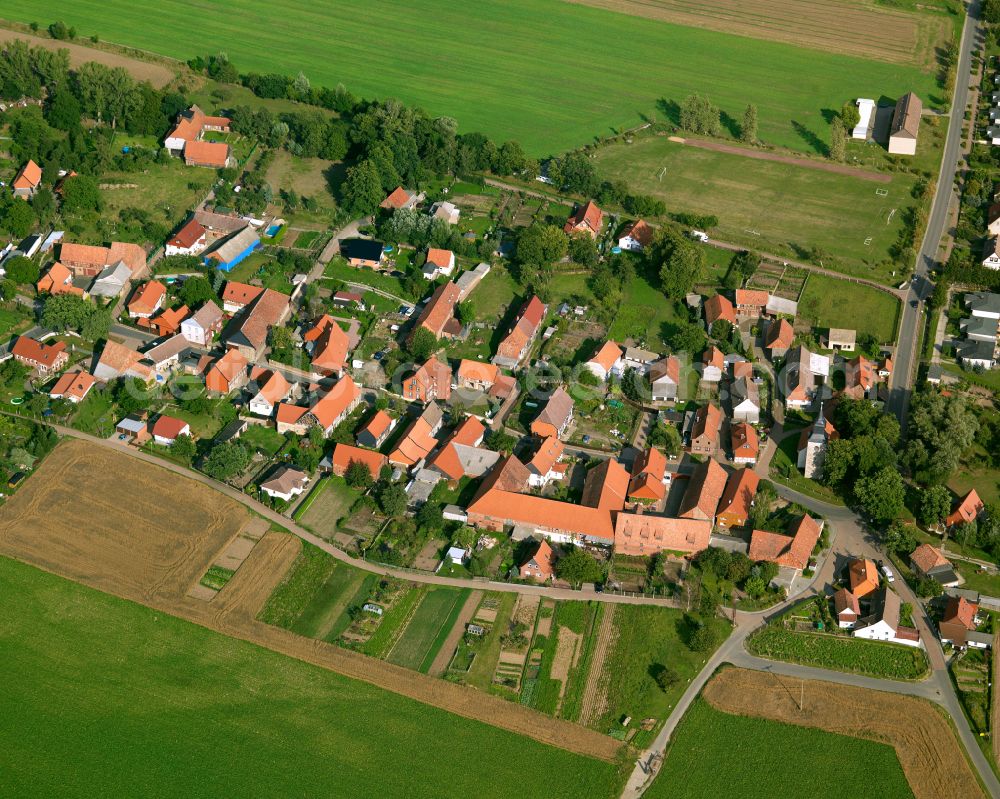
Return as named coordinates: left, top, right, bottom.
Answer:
left=493, top=594, right=541, bottom=691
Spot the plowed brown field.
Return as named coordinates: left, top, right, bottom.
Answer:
left=0, top=440, right=620, bottom=763
left=566, top=0, right=948, bottom=69
left=704, top=668, right=986, bottom=799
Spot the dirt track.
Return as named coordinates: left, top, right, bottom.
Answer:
left=681, top=137, right=892, bottom=183
left=0, top=440, right=620, bottom=763
left=704, top=668, right=986, bottom=799
left=0, top=29, right=175, bottom=88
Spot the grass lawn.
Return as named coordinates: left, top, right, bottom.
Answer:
left=608, top=270, right=686, bottom=350
left=747, top=625, right=929, bottom=680
left=797, top=274, right=900, bottom=344
left=324, top=260, right=413, bottom=300
left=387, top=586, right=470, bottom=671
left=648, top=699, right=912, bottom=799
left=239, top=423, right=287, bottom=456
left=593, top=137, right=922, bottom=282
left=471, top=265, right=520, bottom=322
left=288, top=563, right=365, bottom=639
left=296, top=475, right=359, bottom=535
left=0, top=304, right=34, bottom=337
left=9, top=0, right=941, bottom=156
left=948, top=463, right=1000, bottom=507
left=953, top=559, right=1000, bottom=597
left=70, top=389, right=116, bottom=437
left=162, top=402, right=224, bottom=440
left=0, top=555, right=620, bottom=799
left=264, top=149, right=339, bottom=216
left=221, top=251, right=272, bottom=284
left=594, top=606, right=731, bottom=747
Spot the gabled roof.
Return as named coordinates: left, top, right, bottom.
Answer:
left=765, top=318, right=794, bottom=350
left=731, top=422, right=759, bottom=460
left=389, top=408, right=441, bottom=467
left=415, top=281, right=461, bottom=338
left=581, top=458, right=631, bottom=510
left=360, top=410, right=395, bottom=442
left=690, top=403, right=722, bottom=445
left=947, top=489, right=985, bottom=527
left=704, top=293, right=736, bottom=326
left=497, top=295, right=546, bottom=359
left=152, top=415, right=189, bottom=440
left=168, top=218, right=207, bottom=249
left=564, top=200, right=603, bottom=234
left=703, top=346, right=724, bottom=370
left=527, top=436, right=564, bottom=478
left=457, top=359, right=499, bottom=385
left=381, top=186, right=414, bottom=210
left=620, top=219, right=654, bottom=247
left=890, top=91, right=922, bottom=139
left=149, top=305, right=190, bottom=334
left=49, top=370, right=96, bottom=401
left=184, top=139, right=230, bottom=167
left=12, top=336, right=65, bottom=368
left=205, top=348, right=249, bottom=392
left=468, top=486, right=615, bottom=543
left=426, top=248, right=454, bottom=268
left=614, top=514, right=712, bottom=556
left=308, top=375, right=361, bottom=430
left=12, top=159, right=41, bottom=190
left=735, top=289, right=769, bottom=308
left=520, top=539, right=555, bottom=580
left=749, top=515, right=821, bottom=570
left=716, top=467, right=759, bottom=522
left=186, top=300, right=224, bottom=330
left=206, top=226, right=259, bottom=264
left=226, top=288, right=290, bottom=352
left=911, top=543, right=951, bottom=574
left=332, top=444, right=388, bottom=478
left=305, top=315, right=350, bottom=373
left=404, top=356, right=452, bottom=401
left=833, top=588, right=860, bottom=618
left=253, top=370, right=290, bottom=404
left=848, top=558, right=880, bottom=597
left=588, top=341, right=623, bottom=372
left=942, top=596, right=978, bottom=630
left=533, top=387, right=574, bottom=433
left=677, top=458, right=728, bottom=521
left=59, top=241, right=146, bottom=274
left=427, top=417, right=488, bottom=481
left=221, top=281, right=264, bottom=308
left=628, top=447, right=668, bottom=502
left=94, top=340, right=152, bottom=381
left=650, top=356, right=680, bottom=385
left=276, top=403, right=309, bottom=425
left=128, top=281, right=167, bottom=316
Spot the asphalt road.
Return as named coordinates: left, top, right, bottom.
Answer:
left=887, top=1, right=981, bottom=425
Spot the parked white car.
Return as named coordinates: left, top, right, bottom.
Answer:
left=881, top=565, right=895, bottom=583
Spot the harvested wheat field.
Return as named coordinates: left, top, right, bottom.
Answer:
left=566, top=0, right=949, bottom=68
left=0, top=439, right=248, bottom=603
left=703, top=668, right=986, bottom=799
left=0, top=440, right=620, bottom=763
left=0, top=28, right=175, bottom=87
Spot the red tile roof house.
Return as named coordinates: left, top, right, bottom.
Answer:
left=701, top=346, right=724, bottom=383
left=584, top=341, right=623, bottom=382
left=388, top=404, right=443, bottom=467
left=677, top=458, right=729, bottom=523
left=730, top=422, right=759, bottom=465
left=151, top=415, right=191, bottom=446
left=222, top=288, right=291, bottom=361
left=423, top=247, right=456, bottom=278
left=938, top=596, right=983, bottom=649
left=163, top=105, right=232, bottom=166
left=426, top=417, right=489, bottom=483
left=184, top=139, right=233, bottom=169
left=221, top=281, right=264, bottom=314
left=204, top=348, right=250, bottom=395
left=37, top=261, right=85, bottom=297
left=456, top=359, right=499, bottom=392
left=59, top=241, right=147, bottom=278
left=617, top=219, right=654, bottom=252
left=530, top=387, right=574, bottom=440
left=783, top=346, right=830, bottom=410
left=493, top=296, right=546, bottom=369
left=581, top=458, right=631, bottom=511
left=614, top=514, right=712, bottom=557
left=909, top=543, right=961, bottom=587
left=402, top=357, right=452, bottom=402
left=380, top=186, right=421, bottom=211
left=852, top=588, right=921, bottom=647
left=704, top=294, right=736, bottom=328
left=357, top=410, right=397, bottom=449
left=628, top=447, right=668, bottom=505
left=277, top=376, right=363, bottom=439
left=412, top=282, right=462, bottom=340
left=563, top=200, right=603, bottom=239
left=330, top=444, right=389, bottom=480
left=247, top=369, right=290, bottom=417
left=12, top=336, right=68, bottom=375
left=715, top=467, right=759, bottom=529
left=127, top=280, right=167, bottom=319
left=526, top=436, right=565, bottom=488
left=689, top=403, right=722, bottom=456
left=303, top=315, right=351, bottom=377
left=48, top=370, right=96, bottom=403
left=764, top=318, right=794, bottom=357
left=165, top=218, right=208, bottom=256
left=735, top=289, right=769, bottom=319
left=519, top=539, right=556, bottom=581
left=848, top=558, right=880, bottom=598
left=841, top=356, right=880, bottom=401
left=749, top=515, right=822, bottom=572
left=832, top=588, right=861, bottom=628
left=141, top=305, right=190, bottom=338
left=12, top=159, right=42, bottom=199
left=946, top=489, right=985, bottom=529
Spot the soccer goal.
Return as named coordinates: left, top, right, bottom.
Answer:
left=875, top=188, right=888, bottom=197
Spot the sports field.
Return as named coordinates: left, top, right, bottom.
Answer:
left=648, top=699, right=913, bottom=799
left=0, top=556, right=621, bottom=799
left=2, top=0, right=941, bottom=154
left=593, top=136, right=918, bottom=281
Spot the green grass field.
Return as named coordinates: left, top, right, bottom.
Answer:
left=0, top=556, right=620, bottom=799
left=4, top=0, right=940, bottom=155
left=648, top=699, right=913, bottom=799
left=387, top=586, right=470, bottom=671
left=593, top=137, right=919, bottom=281
left=797, top=274, right=901, bottom=343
